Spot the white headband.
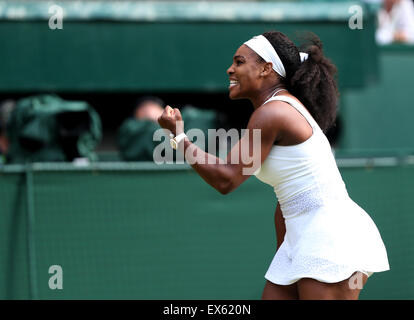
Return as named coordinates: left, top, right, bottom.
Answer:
left=244, top=35, right=309, bottom=78
left=300, top=52, right=309, bottom=63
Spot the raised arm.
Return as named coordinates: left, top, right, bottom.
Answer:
left=158, top=103, right=284, bottom=194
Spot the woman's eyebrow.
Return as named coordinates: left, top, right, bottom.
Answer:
left=233, top=55, right=246, bottom=61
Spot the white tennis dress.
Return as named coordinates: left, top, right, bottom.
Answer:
left=254, top=95, right=390, bottom=285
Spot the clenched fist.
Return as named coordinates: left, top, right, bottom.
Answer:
left=157, top=105, right=184, bottom=136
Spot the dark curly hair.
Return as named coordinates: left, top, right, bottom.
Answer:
left=261, top=31, right=339, bottom=133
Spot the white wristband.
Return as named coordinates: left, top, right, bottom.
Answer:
left=170, top=132, right=187, bottom=150
left=175, top=132, right=187, bottom=144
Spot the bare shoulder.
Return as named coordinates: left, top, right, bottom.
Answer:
left=248, top=99, right=291, bottom=130
left=246, top=100, right=292, bottom=145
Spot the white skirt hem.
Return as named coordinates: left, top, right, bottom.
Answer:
left=264, top=266, right=389, bottom=286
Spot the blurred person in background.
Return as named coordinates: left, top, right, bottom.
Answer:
left=134, top=96, right=165, bottom=122
left=376, top=0, right=414, bottom=44
left=118, top=96, right=219, bottom=161
left=158, top=31, right=389, bottom=300
left=117, top=96, right=165, bottom=161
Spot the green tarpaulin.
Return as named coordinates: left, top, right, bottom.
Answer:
left=6, top=95, right=102, bottom=163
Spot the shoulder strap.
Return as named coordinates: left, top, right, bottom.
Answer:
left=266, top=95, right=320, bottom=131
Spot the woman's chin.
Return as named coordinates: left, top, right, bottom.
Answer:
left=228, top=88, right=241, bottom=100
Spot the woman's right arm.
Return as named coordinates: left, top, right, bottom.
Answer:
left=158, top=104, right=284, bottom=195
left=275, top=202, right=286, bottom=251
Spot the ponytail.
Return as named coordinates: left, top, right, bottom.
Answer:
left=263, top=31, right=339, bottom=132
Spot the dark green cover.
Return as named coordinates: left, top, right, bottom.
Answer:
left=117, top=119, right=161, bottom=162
left=7, top=95, right=102, bottom=163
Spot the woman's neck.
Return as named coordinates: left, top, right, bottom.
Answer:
left=252, top=85, right=287, bottom=109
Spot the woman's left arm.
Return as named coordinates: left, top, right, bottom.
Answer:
left=158, top=103, right=283, bottom=194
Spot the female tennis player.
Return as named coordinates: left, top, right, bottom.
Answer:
left=158, top=31, right=389, bottom=300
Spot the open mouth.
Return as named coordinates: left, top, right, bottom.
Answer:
left=229, top=80, right=239, bottom=88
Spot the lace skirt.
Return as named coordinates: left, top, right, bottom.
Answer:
left=265, top=191, right=390, bottom=285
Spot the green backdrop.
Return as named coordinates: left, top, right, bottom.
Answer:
left=338, top=45, right=414, bottom=155
left=1, top=160, right=413, bottom=299
left=0, top=0, right=377, bottom=92
left=0, top=1, right=412, bottom=300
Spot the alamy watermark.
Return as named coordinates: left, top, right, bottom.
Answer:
left=153, top=123, right=262, bottom=176
left=348, top=5, right=363, bottom=30
left=48, top=4, right=63, bottom=30
left=48, top=265, right=63, bottom=290
left=47, top=4, right=364, bottom=31
left=348, top=271, right=365, bottom=290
